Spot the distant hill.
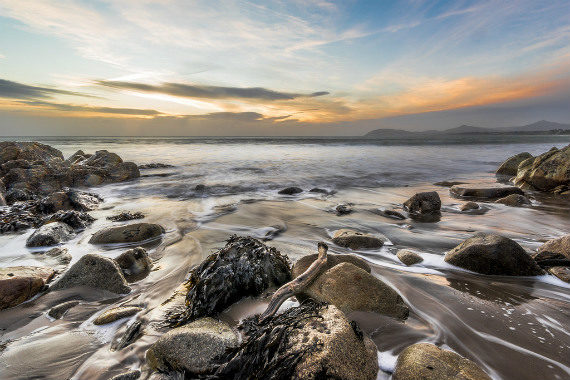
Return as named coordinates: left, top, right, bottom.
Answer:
left=364, top=120, right=570, bottom=138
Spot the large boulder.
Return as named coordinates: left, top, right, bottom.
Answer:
left=548, top=266, right=570, bottom=283
left=292, top=253, right=371, bottom=277
left=450, top=184, right=524, bottom=199
left=332, top=229, right=384, bottom=250
left=115, top=247, right=152, bottom=282
left=50, top=253, right=131, bottom=294
left=213, top=302, right=379, bottom=380
left=496, top=152, right=533, bottom=176
left=26, top=222, right=75, bottom=247
left=146, top=318, right=238, bottom=375
left=0, top=142, right=63, bottom=165
left=297, top=262, right=409, bottom=319
left=444, top=233, right=543, bottom=276
left=533, top=234, right=570, bottom=267
left=514, top=145, right=570, bottom=193
left=89, top=223, right=164, bottom=245
left=168, top=236, right=291, bottom=326
left=403, top=191, right=441, bottom=214
left=0, top=266, right=55, bottom=309
left=393, top=343, right=491, bottom=380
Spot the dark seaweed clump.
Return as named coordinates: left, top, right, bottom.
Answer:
left=168, top=235, right=291, bottom=326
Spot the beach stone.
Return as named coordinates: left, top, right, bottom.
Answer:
left=109, top=370, right=141, bottom=380
left=450, top=184, right=524, bottom=199
left=44, top=247, right=72, bottom=264
left=496, top=152, right=533, bottom=176
left=309, top=187, right=331, bottom=194
left=115, top=247, right=152, bottom=282
left=292, top=253, right=371, bottom=277
left=299, top=262, right=409, bottom=319
left=94, top=306, right=142, bottom=325
left=460, top=201, right=480, bottom=211
left=332, top=229, right=384, bottom=250
left=533, top=234, right=570, bottom=268
left=48, top=300, right=80, bottom=319
left=377, top=208, right=406, bottom=220
left=66, top=189, right=102, bottom=211
left=50, top=253, right=131, bottom=294
left=0, top=266, right=55, bottom=310
left=397, top=250, right=423, bottom=266
left=335, top=204, right=353, bottom=215
left=393, top=343, right=491, bottom=380
left=444, top=233, right=544, bottom=276
left=433, top=181, right=466, bottom=187
left=495, top=194, right=531, bottom=207
left=514, top=145, right=570, bottom=192
left=278, top=186, right=303, bottom=195
left=548, top=266, right=570, bottom=283
left=43, top=210, right=95, bottom=230
left=107, top=211, right=145, bottom=222
left=146, top=318, right=238, bottom=375
left=403, top=191, right=441, bottom=214
left=89, top=223, right=164, bottom=245
left=26, top=222, right=74, bottom=247
left=38, top=191, right=73, bottom=213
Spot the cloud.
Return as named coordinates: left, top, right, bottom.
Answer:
left=20, top=100, right=162, bottom=116
left=96, top=80, right=329, bottom=101
left=0, top=79, right=90, bottom=100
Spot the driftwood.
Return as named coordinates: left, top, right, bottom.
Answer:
left=259, top=242, right=328, bottom=322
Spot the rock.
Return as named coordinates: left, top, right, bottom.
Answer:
left=309, top=187, right=332, bottom=194
left=0, top=204, right=42, bottom=233
left=0, top=192, right=6, bottom=206
left=0, top=142, right=64, bottom=165
left=444, top=233, right=544, bottom=276
left=146, top=318, right=238, bottom=375
left=332, top=229, right=384, bottom=250
left=278, top=187, right=303, bottom=195
left=377, top=208, right=406, bottom=220
left=533, top=235, right=570, bottom=267
left=433, top=181, right=466, bottom=187
left=450, top=184, right=524, bottom=199
left=393, top=343, right=491, bottom=380
left=94, top=306, right=142, bottom=325
left=292, top=253, right=371, bottom=277
left=83, top=150, right=123, bottom=168
left=43, top=210, right=95, bottom=230
left=335, top=204, right=353, bottom=215
left=44, top=247, right=72, bottom=264
left=50, top=254, right=131, bottom=294
left=548, top=266, right=570, bottom=283
left=111, top=320, right=144, bottom=351
left=397, top=250, right=423, bottom=266
left=403, top=191, right=441, bottom=214
left=138, top=163, right=174, bottom=169
left=115, top=247, right=152, bottom=282
left=513, top=145, right=570, bottom=192
left=38, top=191, right=73, bottom=213
left=48, top=300, right=80, bottom=319
left=460, top=201, right=480, bottom=211
left=89, top=223, right=164, bottom=245
left=26, top=222, right=74, bottom=247
left=194, top=184, right=206, bottom=192
left=496, top=152, right=533, bottom=176
left=64, top=150, right=87, bottom=165
left=66, top=189, right=102, bottom=211
left=298, top=262, right=409, bottom=319
left=168, top=236, right=291, bottom=326
left=213, top=302, right=379, bottom=380
left=0, top=266, right=55, bottom=310
left=107, top=211, right=145, bottom=222
left=109, top=370, right=141, bottom=380
left=5, top=188, right=35, bottom=203
left=495, top=194, right=531, bottom=207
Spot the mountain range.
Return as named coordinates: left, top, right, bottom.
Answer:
left=364, top=120, right=570, bottom=138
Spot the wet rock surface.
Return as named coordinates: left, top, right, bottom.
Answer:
left=533, top=234, right=570, bottom=267
left=26, top=222, right=74, bottom=247
left=89, top=223, right=164, bottom=245
left=397, top=249, right=423, bottom=266
left=495, top=194, right=531, bottom=207
left=393, top=343, right=491, bottom=380
left=444, top=233, right=544, bottom=276
left=450, top=184, right=524, bottom=199
left=460, top=201, right=480, bottom=211
left=496, top=152, right=533, bottom=176
left=43, top=210, right=95, bottom=230
left=403, top=191, right=441, bottom=214
left=335, top=203, right=353, bottom=215
left=107, top=212, right=145, bottom=222
left=278, top=187, right=303, bottom=195
left=513, top=145, right=570, bottom=193
left=332, top=229, right=384, bottom=250
left=94, top=306, right=142, bottom=325
left=168, top=236, right=291, bottom=326
left=48, top=300, right=80, bottom=319
left=376, top=208, right=406, bottom=220
left=0, top=266, right=55, bottom=310
left=292, top=253, right=371, bottom=277
left=115, top=247, right=152, bottom=282
left=547, top=266, right=570, bottom=283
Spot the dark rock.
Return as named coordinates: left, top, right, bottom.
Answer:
left=335, top=204, right=353, bottom=215
left=38, top=188, right=102, bottom=213
left=460, top=201, right=480, bottom=211
left=278, top=187, right=303, bottom=195
left=533, top=235, right=570, bottom=267
left=168, top=236, right=291, bottom=326
left=43, top=210, right=95, bottom=230
left=450, top=184, right=524, bottom=199
left=109, top=370, right=141, bottom=380
left=107, top=212, right=145, bottom=222
left=376, top=208, right=406, bottom=220
left=213, top=301, right=379, bottom=380
left=514, top=145, right=570, bottom=192
left=94, top=306, right=142, bottom=325
left=403, top=191, right=441, bottom=214
left=309, top=187, right=331, bottom=194
left=89, top=223, right=164, bottom=245
left=297, top=262, right=409, bottom=319
left=495, top=194, right=531, bottom=207
left=146, top=318, right=238, bottom=375
left=0, top=204, right=42, bottom=233
left=548, top=266, right=570, bottom=283
left=64, top=150, right=87, bottom=165
left=48, top=300, right=80, bottom=319
left=397, top=249, right=423, bottom=266
left=111, top=320, right=144, bottom=351
left=393, top=343, right=491, bottom=380
left=444, top=233, right=544, bottom=276
left=292, top=253, right=371, bottom=277
left=38, top=191, right=73, bottom=213
left=50, top=254, right=131, bottom=294
left=0, top=266, right=55, bottom=310
left=138, top=163, right=174, bottom=169
left=115, top=247, right=152, bottom=282
left=332, top=229, right=384, bottom=250
left=44, top=247, right=72, bottom=264
left=433, top=181, right=466, bottom=187
left=26, top=222, right=74, bottom=247
left=5, top=188, right=35, bottom=204
left=496, top=152, right=533, bottom=176
left=66, top=188, right=102, bottom=211
left=0, top=142, right=63, bottom=165
left=195, top=184, right=206, bottom=192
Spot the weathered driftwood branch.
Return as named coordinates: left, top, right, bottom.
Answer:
left=259, top=242, right=328, bottom=323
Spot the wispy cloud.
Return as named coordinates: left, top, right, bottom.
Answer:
left=0, top=79, right=90, bottom=100
left=20, top=100, right=162, bottom=116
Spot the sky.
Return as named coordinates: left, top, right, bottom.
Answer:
left=0, top=0, right=569, bottom=136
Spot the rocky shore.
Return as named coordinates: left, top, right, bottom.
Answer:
left=0, top=141, right=569, bottom=380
